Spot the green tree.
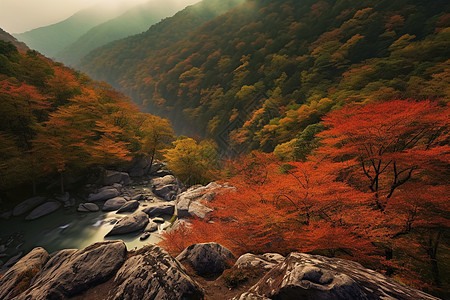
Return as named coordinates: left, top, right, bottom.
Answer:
left=164, top=137, right=218, bottom=185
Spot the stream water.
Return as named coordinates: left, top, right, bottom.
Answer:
left=0, top=198, right=171, bottom=268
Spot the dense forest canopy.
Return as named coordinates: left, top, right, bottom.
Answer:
left=0, top=39, right=174, bottom=197
left=79, top=0, right=449, bottom=156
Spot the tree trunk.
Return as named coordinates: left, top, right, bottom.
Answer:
left=32, top=177, right=36, bottom=195
left=385, top=247, right=394, bottom=276
left=426, top=230, right=442, bottom=287
left=60, top=172, right=65, bottom=195
left=149, top=147, right=156, bottom=175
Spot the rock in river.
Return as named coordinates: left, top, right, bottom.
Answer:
left=116, top=200, right=139, bottom=213
left=151, top=175, right=180, bottom=201
left=143, top=203, right=174, bottom=217
left=77, top=203, right=99, bottom=212
left=102, top=197, right=127, bottom=211
left=13, top=196, right=47, bottom=216
left=25, top=201, right=61, bottom=220
left=105, top=211, right=149, bottom=236
left=144, top=220, right=158, bottom=232
left=87, top=188, right=120, bottom=202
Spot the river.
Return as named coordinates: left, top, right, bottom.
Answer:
left=0, top=197, right=172, bottom=269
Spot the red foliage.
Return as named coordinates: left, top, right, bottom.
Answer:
left=161, top=100, right=449, bottom=290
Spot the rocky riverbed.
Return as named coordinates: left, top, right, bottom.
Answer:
left=0, top=160, right=233, bottom=276
left=0, top=241, right=440, bottom=299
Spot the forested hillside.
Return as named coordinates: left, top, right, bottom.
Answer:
left=79, top=0, right=449, bottom=154
left=0, top=29, right=28, bottom=51
left=0, top=36, right=174, bottom=199
left=55, top=0, right=200, bottom=66
left=78, top=0, right=246, bottom=90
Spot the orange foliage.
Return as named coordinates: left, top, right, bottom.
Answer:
left=162, top=100, right=449, bottom=290
left=162, top=152, right=379, bottom=263
left=319, top=99, right=449, bottom=210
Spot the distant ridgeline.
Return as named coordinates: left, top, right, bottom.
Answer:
left=78, top=0, right=450, bottom=154
left=0, top=33, right=174, bottom=201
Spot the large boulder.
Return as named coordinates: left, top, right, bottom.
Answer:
left=234, top=293, right=271, bottom=300
left=87, top=188, right=120, bottom=202
left=144, top=220, right=158, bottom=232
left=234, top=253, right=284, bottom=270
left=143, top=203, right=175, bottom=217
left=25, top=201, right=61, bottom=220
left=243, top=253, right=439, bottom=300
left=56, top=192, right=75, bottom=208
left=77, top=203, right=99, bottom=212
left=151, top=175, right=180, bottom=201
left=116, top=200, right=139, bottom=213
left=0, top=248, right=49, bottom=299
left=176, top=182, right=234, bottom=218
left=102, top=197, right=127, bottom=211
left=108, top=245, right=204, bottom=300
left=105, top=211, right=149, bottom=236
left=176, top=243, right=236, bottom=275
left=16, top=241, right=127, bottom=299
left=103, top=170, right=130, bottom=186
left=13, top=196, right=47, bottom=216
left=126, top=157, right=164, bottom=177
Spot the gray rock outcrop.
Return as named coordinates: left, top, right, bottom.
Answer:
left=0, top=248, right=49, bottom=299
left=176, top=182, right=234, bottom=218
left=13, top=196, right=47, bottom=216
left=25, top=201, right=61, bottom=220
left=103, top=170, right=130, bottom=186
left=102, top=197, right=127, bottom=211
left=108, top=245, right=204, bottom=300
left=105, top=211, right=149, bottom=236
left=176, top=242, right=235, bottom=275
left=16, top=241, right=127, bottom=300
left=243, top=252, right=439, bottom=300
left=234, top=292, right=271, bottom=300
left=234, top=253, right=284, bottom=270
left=151, top=175, right=180, bottom=201
left=126, top=157, right=165, bottom=177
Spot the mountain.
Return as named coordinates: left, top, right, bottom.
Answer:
left=78, top=0, right=246, bottom=85
left=79, top=0, right=450, bottom=152
left=54, top=0, right=200, bottom=66
left=0, top=28, right=28, bottom=51
left=13, top=2, right=140, bottom=58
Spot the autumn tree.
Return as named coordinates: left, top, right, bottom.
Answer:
left=319, top=100, right=449, bottom=211
left=162, top=152, right=379, bottom=263
left=134, top=113, right=175, bottom=167
left=318, top=99, right=449, bottom=287
left=164, top=137, right=218, bottom=185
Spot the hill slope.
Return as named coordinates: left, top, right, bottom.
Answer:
left=55, top=0, right=200, bottom=66
left=0, top=31, right=173, bottom=199
left=0, top=28, right=28, bottom=51
left=78, top=0, right=246, bottom=85
left=13, top=2, right=139, bottom=58
left=79, top=0, right=450, bottom=152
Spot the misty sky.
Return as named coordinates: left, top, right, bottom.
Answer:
left=0, top=0, right=197, bottom=33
